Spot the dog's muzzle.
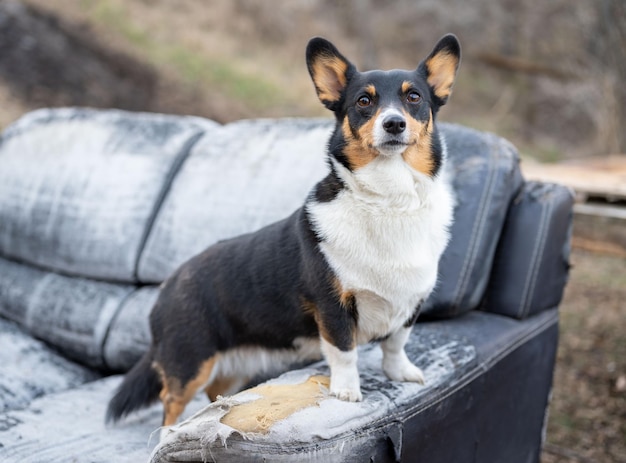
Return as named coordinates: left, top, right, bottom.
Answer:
left=375, top=110, right=410, bottom=155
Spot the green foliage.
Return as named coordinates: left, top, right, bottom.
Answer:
left=169, top=50, right=282, bottom=108
left=80, top=0, right=283, bottom=110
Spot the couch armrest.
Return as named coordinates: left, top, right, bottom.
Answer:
left=481, top=181, right=574, bottom=319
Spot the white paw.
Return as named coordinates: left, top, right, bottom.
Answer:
left=330, top=386, right=363, bottom=402
left=329, top=370, right=363, bottom=401
left=320, top=338, right=362, bottom=401
left=384, top=357, right=425, bottom=385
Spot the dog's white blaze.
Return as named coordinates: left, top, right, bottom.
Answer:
left=308, top=143, right=454, bottom=345
left=373, top=108, right=409, bottom=156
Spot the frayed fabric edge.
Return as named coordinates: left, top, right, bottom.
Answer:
left=149, top=393, right=262, bottom=463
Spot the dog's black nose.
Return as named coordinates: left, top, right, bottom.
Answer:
left=382, top=116, right=406, bottom=134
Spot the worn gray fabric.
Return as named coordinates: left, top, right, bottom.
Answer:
left=0, top=376, right=208, bottom=463
left=0, top=257, right=134, bottom=368
left=0, top=318, right=98, bottom=413
left=0, top=256, right=160, bottom=371
left=137, top=118, right=332, bottom=283
left=103, top=286, right=157, bottom=371
left=0, top=108, right=212, bottom=282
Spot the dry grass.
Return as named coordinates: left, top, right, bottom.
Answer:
left=542, top=247, right=626, bottom=463
left=21, top=0, right=328, bottom=119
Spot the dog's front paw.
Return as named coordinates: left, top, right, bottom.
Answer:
left=384, top=356, right=425, bottom=385
left=330, top=386, right=363, bottom=402
left=329, top=372, right=362, bottom=402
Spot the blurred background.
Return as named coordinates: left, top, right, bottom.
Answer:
left=0, top=1, right=624, bottom=462
left=1, top=0, right=625, bottom=160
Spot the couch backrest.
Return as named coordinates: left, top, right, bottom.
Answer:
left=421, top=124, right=523, bottom=318
left=0, top=109, right=523, bottom=322
left=481, top=181, right=573, bottom=319
left=0, top=108, right=213, bottom=282
left=136, top=118, right=332, bottom=282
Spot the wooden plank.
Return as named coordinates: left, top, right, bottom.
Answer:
left=523, top=157, right=626, bottom=254
left=571, top=236, right=626, bottom=258
left=521, top=155, right=626, bottom=201
left=572, top=207, right=626, bottom=254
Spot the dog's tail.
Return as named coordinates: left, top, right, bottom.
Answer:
left=106, top=347, right=162, bottom=424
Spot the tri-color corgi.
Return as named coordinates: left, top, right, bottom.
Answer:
left=107, top=34, right=460, bottom=429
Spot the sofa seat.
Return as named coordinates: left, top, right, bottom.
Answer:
left=151, top=310, right=559, bottom=463
left=0, top=309, right=558, bottom=462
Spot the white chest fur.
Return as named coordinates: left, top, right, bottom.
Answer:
left=307, top=154, right=454, bottom=344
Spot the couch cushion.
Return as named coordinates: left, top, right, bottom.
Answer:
left=0, top=257, right=134, bottom=368
left=0, top=108, right=211, bottom=282
left=0, top=253, right=158, bottom=372
left=103, top=286, right=157, bottom=371
left=481, top=181, right=574, bottom=318
left=0, top=318, right=98, bottom=413
left=137, top=118, right=331, bottom=283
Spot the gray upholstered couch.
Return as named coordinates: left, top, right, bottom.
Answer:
left=0, top=108, right=572, bottom=462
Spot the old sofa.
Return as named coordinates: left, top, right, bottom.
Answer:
left=0, top=108, right=572, bottom=462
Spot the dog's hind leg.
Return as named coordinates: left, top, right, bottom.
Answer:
left=158, top=356, right=218, bottom=427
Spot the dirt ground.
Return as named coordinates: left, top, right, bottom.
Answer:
left=541, top=246, right=626, bottom=463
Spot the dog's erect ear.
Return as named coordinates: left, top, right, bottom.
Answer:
left=419, top=34, right=461, bottom=106
left=306, top=37, right=355, bottom=111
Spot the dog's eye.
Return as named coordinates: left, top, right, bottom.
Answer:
left=356, top=95, right=372, bottom=108
left=407, top=91, right=421, bottom=104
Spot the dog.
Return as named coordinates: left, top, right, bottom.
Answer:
left=106, top=34, right=460, bottom=429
